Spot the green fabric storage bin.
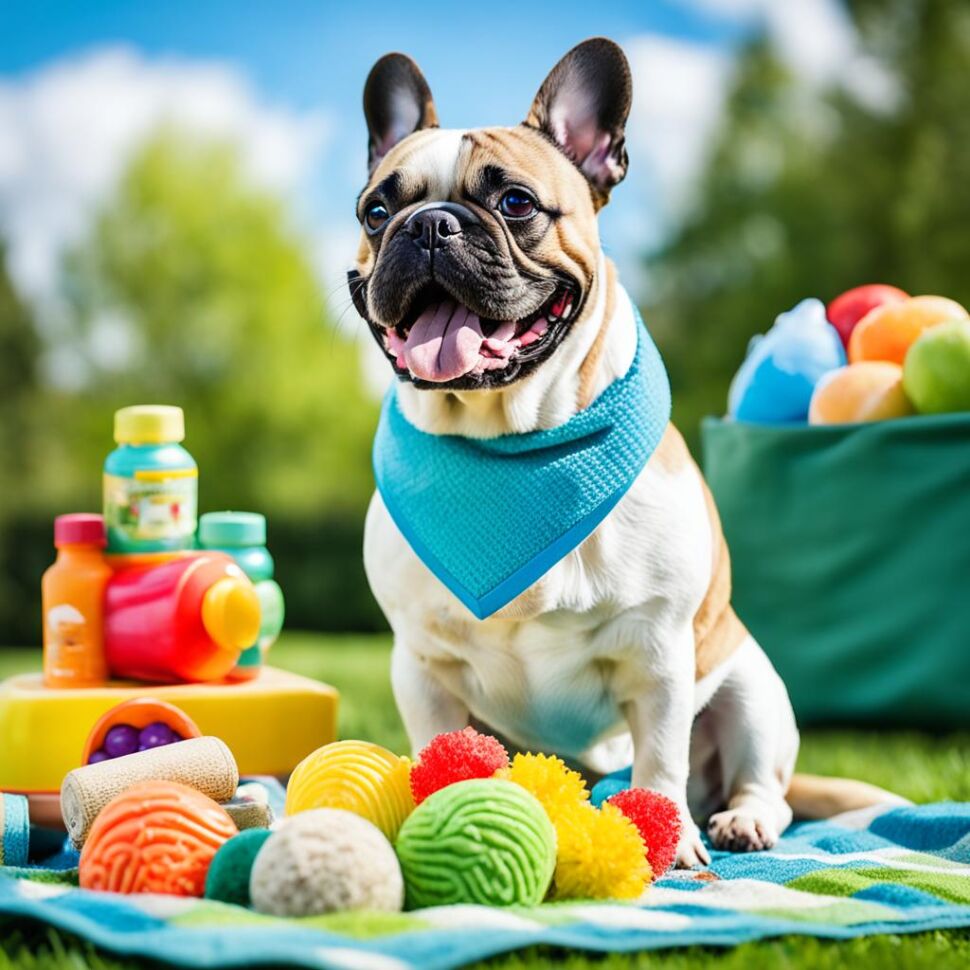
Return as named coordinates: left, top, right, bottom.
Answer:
left=701, top=413, right=970, bottom=729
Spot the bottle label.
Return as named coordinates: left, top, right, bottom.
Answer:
left=104, top=470, right=198, bottom=545
left=45, top=602, right=107, bottom=685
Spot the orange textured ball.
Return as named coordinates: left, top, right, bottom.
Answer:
left=848, top=295, right=968, bottom=365
left=809, top=362, right=913, bottom=425
left=79, top=781, right=237, bottom=895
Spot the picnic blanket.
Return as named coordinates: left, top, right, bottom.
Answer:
left=2, top=802, right=969, bottom=969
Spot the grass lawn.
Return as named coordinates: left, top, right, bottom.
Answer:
left=1, top=631, right=968, bottom=969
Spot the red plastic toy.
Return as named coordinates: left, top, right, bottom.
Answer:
left=104, top=553, right=260, bottom=683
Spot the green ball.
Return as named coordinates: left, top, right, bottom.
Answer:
left=204, top=828, right=272, bottom=907
left=903, top=319, right=970, bottom=414
left=395, top=779, right=556, bottom=909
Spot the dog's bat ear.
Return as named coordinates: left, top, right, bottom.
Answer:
left=364, top=53, right=439, bottom=173
left=525, top=37, right=632, bottom=203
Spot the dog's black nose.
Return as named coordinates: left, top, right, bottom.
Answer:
left=404, top=202, right=476, bottom=251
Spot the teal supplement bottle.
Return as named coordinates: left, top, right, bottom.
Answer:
left=103, top=406, right=198, bottom=553
left=198, top=511, right=285, bottom=681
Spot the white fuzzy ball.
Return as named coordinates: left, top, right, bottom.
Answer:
left=249, top=808, right=403, bottom=916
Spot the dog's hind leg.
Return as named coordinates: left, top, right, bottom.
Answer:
left=704, top=636, right=799, bottom=852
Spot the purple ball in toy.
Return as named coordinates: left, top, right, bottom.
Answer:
left=88, top=749, right=110, bottom=765
left=104, top=724, right=140, bottom=758
left=139, top=721, right=178, bottom=750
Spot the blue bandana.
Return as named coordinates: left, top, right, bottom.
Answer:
left=373, top=306, right=671, bottom=619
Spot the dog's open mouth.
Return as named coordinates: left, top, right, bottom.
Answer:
left=376, top=282, right=577, bottom=386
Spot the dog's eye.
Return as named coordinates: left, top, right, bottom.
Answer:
left=364, top=202, right=390, bottom=233
left=499, top=190, right=537, bottom=220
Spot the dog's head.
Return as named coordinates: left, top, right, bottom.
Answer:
left=350, top=38, right=632, bottom=390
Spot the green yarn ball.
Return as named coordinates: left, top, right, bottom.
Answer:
left=395, top=779, right=556, bottom=909
left=204, top=828, right=272, bottom=907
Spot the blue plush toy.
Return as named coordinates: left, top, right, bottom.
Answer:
left=728, top=299, right=846, bottom=424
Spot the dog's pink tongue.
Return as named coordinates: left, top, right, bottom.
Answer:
left=404, top=300, right=484, bottom=382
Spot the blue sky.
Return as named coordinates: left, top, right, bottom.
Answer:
left=0, top=2, right=756, bottom=286
left=2, top=2, right=746, bottom=102
left=1, top=0, right=869, bottom=336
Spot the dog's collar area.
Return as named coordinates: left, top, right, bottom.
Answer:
left=372, top=297, right=672, bottom=618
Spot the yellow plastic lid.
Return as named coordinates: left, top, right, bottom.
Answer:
left=201, top=577, right=261, bottom=652
left=114, top=405, right=185, bottom=444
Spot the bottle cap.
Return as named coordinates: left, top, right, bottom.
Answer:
left=114, top=405, right=185, bottom=444
left=201, top=576, right=261, bottom=652
left=198, top=512, right=267, bottom=548
left=54, top=514, right=107, bottom=548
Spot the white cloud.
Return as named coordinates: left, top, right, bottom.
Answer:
left=0, top=46, right=329, bottom=313
left=687, top=0, right=898, bottom=109
left=620, top=0, right=899, bottom=255
left=625, top=35, right=734, bottom=221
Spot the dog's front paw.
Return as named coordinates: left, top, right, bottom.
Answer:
left=707, top=808, right=779, bottom=852
left=674, top=819, right=711, bottom=869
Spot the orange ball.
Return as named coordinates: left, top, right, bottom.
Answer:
left=809, top=362, right=913, bottom=425
left=79, top=781, right=237, bottom=895
left=848, top=295, right=968, bottom=365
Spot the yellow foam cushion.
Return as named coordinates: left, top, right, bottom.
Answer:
left=0, top=666, right=338, bottom=793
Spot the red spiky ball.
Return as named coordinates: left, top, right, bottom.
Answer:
left=410, top=727, right=509, bottom=805
left=608, top=788, right=682, bottom=878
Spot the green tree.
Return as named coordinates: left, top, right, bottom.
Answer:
left=0, top=244, right=45, bottom=642
left=55, top=129, right=378, bottom=517
left=647, top=0, right=970, bottom=450
left=0, top=243, right=40, bottom=511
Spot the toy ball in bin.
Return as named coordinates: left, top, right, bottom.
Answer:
left=728, top=299, right=846, bottom=424
left=848, top=295, right=968, bottom=365
left=903, top=319, right=970, bottom=415
left=809, top=362, right=913, bottom=425
left=826, top=284, right=908, bottom=348
left=82, top=698, right=201, bottom=766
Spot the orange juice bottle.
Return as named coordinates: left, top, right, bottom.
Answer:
left=42, top=514, right=112, bottom=688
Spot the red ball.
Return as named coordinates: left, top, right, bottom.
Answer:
left=608, top=788, right=682, bottom=878
left=827, top=284, right=908, bottom=348
left=410, top=727, right=509, bottom=805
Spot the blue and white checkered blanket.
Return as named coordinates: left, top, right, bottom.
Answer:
left=2, top=803, right=969, bottom=969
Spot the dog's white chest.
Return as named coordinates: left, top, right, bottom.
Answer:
left=430, top=616, right=622, bottom=757
left=364, top=459, right=712, bottom=759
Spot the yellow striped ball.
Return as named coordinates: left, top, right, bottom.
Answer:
left=284, top=741, right=414, bottom=840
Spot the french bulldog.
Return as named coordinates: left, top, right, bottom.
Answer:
left=350, top=38, right=903, bottom=867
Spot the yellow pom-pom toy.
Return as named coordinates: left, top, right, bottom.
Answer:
left=497, top=752, right=589, bottom=822
left=499, top=750, right=652, bottom=900
left=553, top=801, right=652, bottom=901
left=284, top=740, right=414, bottom=841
